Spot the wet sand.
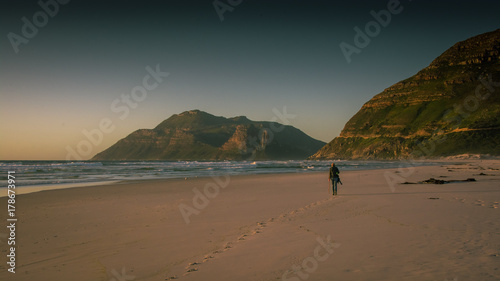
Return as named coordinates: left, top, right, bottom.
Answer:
left=1, top=160, right=499, bottom=281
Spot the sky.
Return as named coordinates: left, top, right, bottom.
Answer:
left=1, top=0, right=499, bottom=160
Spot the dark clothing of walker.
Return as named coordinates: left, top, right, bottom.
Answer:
left=329, top=166, right=340, bottom=195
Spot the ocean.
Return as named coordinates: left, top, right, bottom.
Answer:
left=0, top=160, right=437, bottom=194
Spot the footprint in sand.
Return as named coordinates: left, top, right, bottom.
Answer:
left=221, top=242, right=233, bottom=252
left=183, top=262, right=200, bottom=275
left=186, top=262, right=200, bottom=268
left=203, top=255, right=214, bottom=262
left=456, top=198, right=500, bottom=209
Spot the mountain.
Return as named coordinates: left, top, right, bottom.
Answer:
left=92, top=110, right=325, bottom=161
left=311, top=29, right=500, bottom=160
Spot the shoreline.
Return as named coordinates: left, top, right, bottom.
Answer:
left=0, top=159, right=455, bottom=197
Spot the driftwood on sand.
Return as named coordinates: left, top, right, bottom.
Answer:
left=402, top=178, right=476, bottom=185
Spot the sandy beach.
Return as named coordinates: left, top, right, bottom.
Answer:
left=1, top=160, right=499, bottom=281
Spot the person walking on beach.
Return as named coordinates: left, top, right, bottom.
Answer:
left=329, top=163, right=340, bottom=196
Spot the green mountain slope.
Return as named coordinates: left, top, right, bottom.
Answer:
left=92, top=110, right=325, bottom=160
left=311, top=29, right=500, bottom=159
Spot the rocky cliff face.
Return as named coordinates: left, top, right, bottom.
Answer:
left=92, top=110, right=325, bottom=161
left=311, top=29, right=500, bottom=159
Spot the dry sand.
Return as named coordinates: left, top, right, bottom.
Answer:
left=1, top=160, right=499, bottom=281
